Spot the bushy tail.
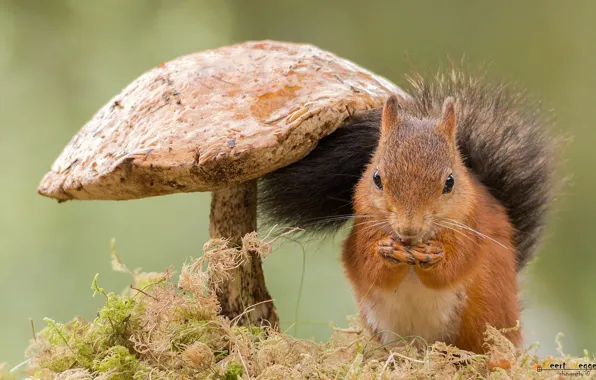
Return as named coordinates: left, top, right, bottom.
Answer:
left=258, top=110, right=381, bottom=234
left=259, top=69, right=559, bottom=269
left=408, top=70, right=559, bottom=268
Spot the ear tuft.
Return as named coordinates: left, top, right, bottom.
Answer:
left=381, top=94, right=403, bottom=134
left=439, top=97, right=457, bottom=138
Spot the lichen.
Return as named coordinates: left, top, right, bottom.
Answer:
left=16, top=234, right=594, bottom=379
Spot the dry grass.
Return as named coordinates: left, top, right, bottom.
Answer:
left=2, top=233, right=593, bottom=379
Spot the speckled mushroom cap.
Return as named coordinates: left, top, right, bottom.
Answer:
left=38, top=40, right=406, bottom=201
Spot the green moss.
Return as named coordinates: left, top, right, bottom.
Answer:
left=22, top=236, right=593, bottom=380
left=172, top=297, right=218, bottom=322
left=40, top=318, right=88, bottom=371
left=222, top=361, right=243, bottom=380
left=133, top=272, right=166, bottom=293
left=93, top=345, right=143, bottom=379
left=169, top=320, right=223, bottom=352
left=231, top=325, right=265, bottom=343
left=34, top=276, right=142, bottom=375
left=92, top=293, right=137, bottom=349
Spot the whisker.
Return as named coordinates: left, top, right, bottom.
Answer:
left=436, top=218, right=509, bottom=250
left=326, top=196, right=355, bottom=205
left=432, top=221, right=478, bottom=244
left=359, top=221, right=385, bottom=231
left=360, top=220, right=391, bottom=234
left=296, top=213, right=391, bottom=223
left=352, top=220, right=387, bottom=228
left=440, top=218, right=509, bottom=249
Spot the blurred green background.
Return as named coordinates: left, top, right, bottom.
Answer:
left=1, top=0, right=594, bottom=368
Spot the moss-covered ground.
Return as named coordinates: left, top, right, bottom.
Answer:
left=1, top=234, right=593, bottom=379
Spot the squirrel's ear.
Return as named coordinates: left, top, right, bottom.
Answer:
left=438, top=97, right=457, bottom=139
left=381, top=94, right=403, bottom=134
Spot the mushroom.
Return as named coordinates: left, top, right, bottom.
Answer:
left=38, top=40, right=406, bottom=326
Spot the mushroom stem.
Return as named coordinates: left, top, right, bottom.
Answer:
left=209, top=179, right=279, bottom=327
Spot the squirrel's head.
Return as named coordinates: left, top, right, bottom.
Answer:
left=362, top=94, right=474, bottom=245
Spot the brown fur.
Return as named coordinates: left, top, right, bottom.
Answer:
left=343, top=97, right=520, bottom=353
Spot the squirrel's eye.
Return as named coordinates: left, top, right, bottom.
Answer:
left=443, top=174, right=455, bottom=194
left=373, top=170, right=383, bottom=190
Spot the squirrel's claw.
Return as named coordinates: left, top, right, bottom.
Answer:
left=408, top=241, right=444, bottom=268
left=377, top=238, right=416, bottom=265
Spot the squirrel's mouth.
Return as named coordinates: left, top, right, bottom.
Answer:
left=392, top=225, right=436, bottom=246
left=396, top=235, right=417, bottom=246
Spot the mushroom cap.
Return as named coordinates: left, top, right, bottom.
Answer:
left=38, top=40, right=405, bottom=201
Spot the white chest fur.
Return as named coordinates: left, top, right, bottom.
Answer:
left=360, top=270, right=465, bottom=346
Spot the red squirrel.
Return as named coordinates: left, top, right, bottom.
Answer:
left=260, top=70, right=557, bottom=353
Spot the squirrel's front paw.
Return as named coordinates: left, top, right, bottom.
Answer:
left=408, top=241, right=444, bottom=268
left=377, top=238, right=415, bottom=265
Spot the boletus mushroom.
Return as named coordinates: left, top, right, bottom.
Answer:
left=38, top=40, right=405, bottom=327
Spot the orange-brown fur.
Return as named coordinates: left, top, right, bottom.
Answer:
left=342, top=95, right=520, bottom=353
